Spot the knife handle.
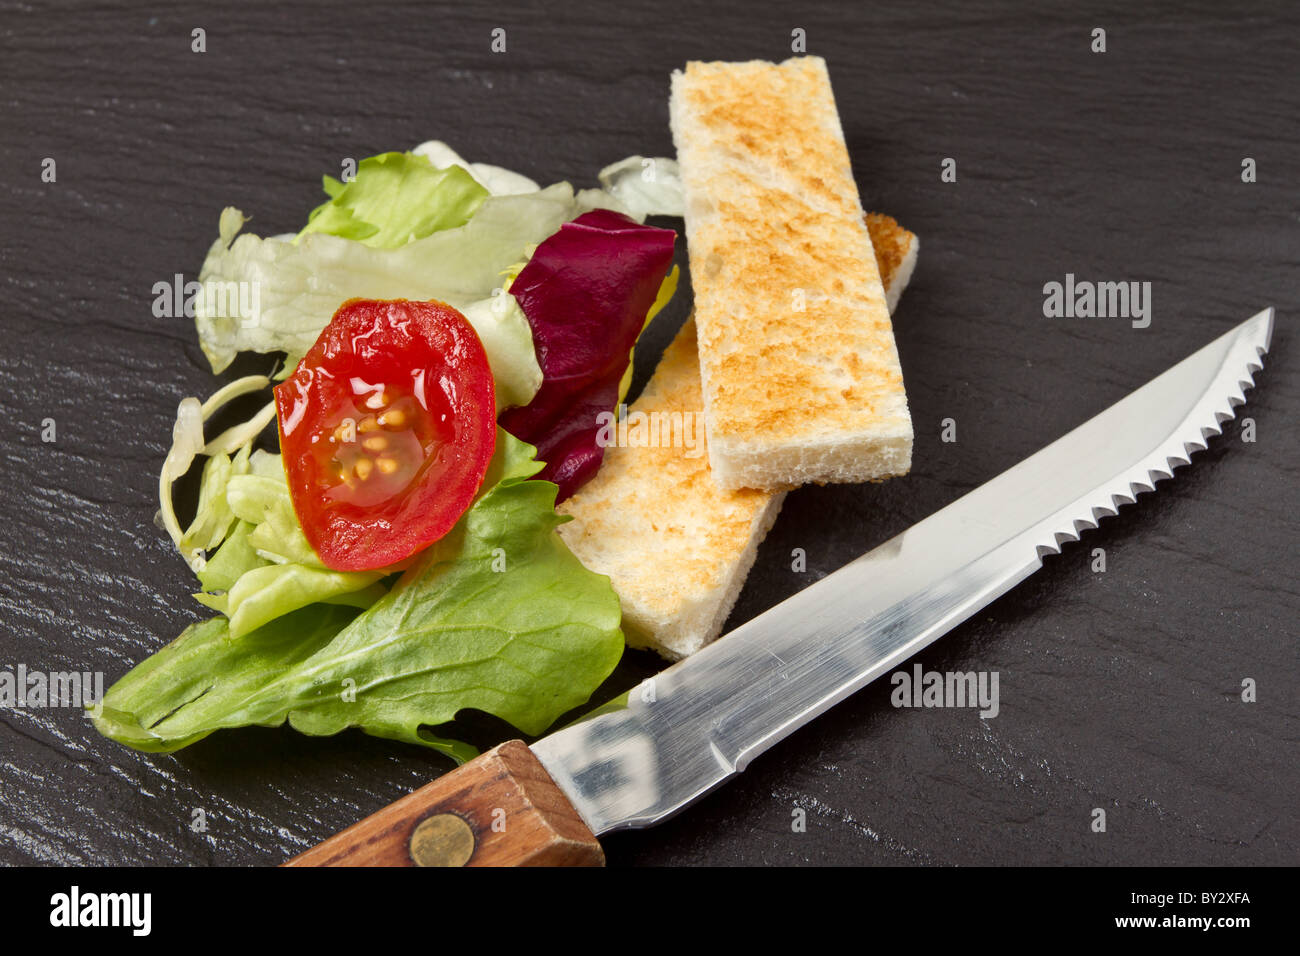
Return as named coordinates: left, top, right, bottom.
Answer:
left=284, top=740, right=604, bottom=867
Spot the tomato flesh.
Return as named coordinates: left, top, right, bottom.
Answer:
left=275, top=299, right=496, bottom=572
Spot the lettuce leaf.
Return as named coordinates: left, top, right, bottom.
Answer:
left=177, top=445, right=245, bottom=559
left=90, top=606, right=361, bottom=754
left=597, top=155, right=685, bottom=219
left=498, top=209, right=676, bottom=499
left=298, top=152, right=488, bottom=249
left=195, top=520, right=264, bottom=594
left=194, top=185, right=600, bottom=407
left=217, top=563, right=385, bottom=637
left=190, top=452, right=386, bottom=637
left=412, top=140, right=542, bottom=197
left=92, top=432, right=624, bottom=760
left=159, top=375, right=274, bottom=570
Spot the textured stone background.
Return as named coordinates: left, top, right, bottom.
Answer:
left=0, top=0, right=1295, bottom=865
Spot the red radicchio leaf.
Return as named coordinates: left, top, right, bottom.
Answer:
left=498, top=209, right=676, bottom=500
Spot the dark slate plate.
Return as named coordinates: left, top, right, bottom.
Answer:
left=0, top=0, right=1295, bottom=866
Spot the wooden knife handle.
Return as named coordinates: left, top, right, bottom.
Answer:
left=284, top=740, right=604, bottom=867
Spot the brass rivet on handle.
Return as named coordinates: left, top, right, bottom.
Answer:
left=409, top=813, right=476, bottom=867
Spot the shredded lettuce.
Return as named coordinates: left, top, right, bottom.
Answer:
left=217, top=563, right=385, bottom=639
left=159, top=398, right=204, bottom=555
left=457, top=292, right=544, bottom=410
left=193, top=147, right=649, bottom=406
left=155, top=370, right=386, bottom=633
left=203, top=402, right=275, bottom=456
left=177, top=446, right=246, bottom=560
left=411, top=141, right=651, bottom=220
left=159, top=375, right=272, bottom=570
left=224, top=472, right=315, bottom=564
left=93, top=432, right=623, bottom=760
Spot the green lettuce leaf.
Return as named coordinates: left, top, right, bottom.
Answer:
left=225, top=472, right=316, bottom=565
left=195, top=520, right=264, bottom=594
left=90, top=605, right=360, bottom=754
left=219, top=563, right=384, bottom=639
left=92, top=433, right=624, bottom=760
left=177, top=446, right=245, bottom=558
left=191, top=453, right=386, bottom=637
left=298, top=152, right=488, bottom=249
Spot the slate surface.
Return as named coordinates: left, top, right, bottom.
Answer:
left=0, top=0, right=1295, bottom=867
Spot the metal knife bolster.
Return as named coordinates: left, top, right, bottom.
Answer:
left=533, top=309, right=1273, bottom=836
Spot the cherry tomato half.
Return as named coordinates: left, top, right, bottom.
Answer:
left=274, top=299, right=496, bottom=572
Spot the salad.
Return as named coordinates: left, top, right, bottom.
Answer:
left=92, top=143, right=683, bottom=761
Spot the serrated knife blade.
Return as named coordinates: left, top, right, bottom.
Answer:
left=532, top=308, right=1274, bottom=836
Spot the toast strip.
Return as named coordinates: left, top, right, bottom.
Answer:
left=558, top=215, right=917, bottom=660
left=669, top=57, right=913, bottom=490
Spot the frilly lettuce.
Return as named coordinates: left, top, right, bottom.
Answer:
left=299, top=152, right=488, bottom=249
left=191, top=449, right=389, bottom=638
left=92, top=432, right=623, bottom=760
left=152, top=369, right=389, bottom=636
left=160, top=374, right=273, bottom=569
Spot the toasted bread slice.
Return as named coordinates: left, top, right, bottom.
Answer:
left=669, top=56, right=913, bottom=491
left=558, top=214, right=917, bottom=660
left=865, top=212, right=919, bottom=314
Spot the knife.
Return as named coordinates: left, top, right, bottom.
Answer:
left=285, top=308, right=1273, bottom=867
